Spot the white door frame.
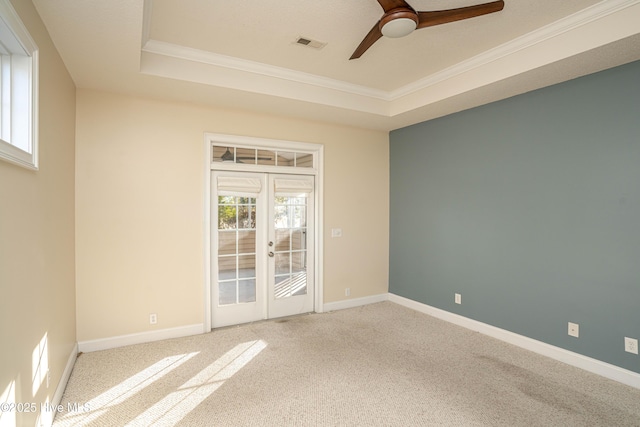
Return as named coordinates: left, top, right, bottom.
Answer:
left=203, top=133, right=324, bottom=332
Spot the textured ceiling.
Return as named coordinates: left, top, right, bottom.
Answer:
left=147, top=0, right=598, bottom=90
left=33, top=0, right=640, bottom=131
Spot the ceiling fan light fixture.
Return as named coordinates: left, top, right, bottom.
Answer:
left=221, top=147, right=234, bottom=162
left=381, top=17, right=417, bottom=38
left=380, top=9, right=418, bottom=38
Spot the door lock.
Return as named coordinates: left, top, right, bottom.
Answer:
left=268, top=251, right=274, bottom=258
left=268, top=241, right=274, bottom=246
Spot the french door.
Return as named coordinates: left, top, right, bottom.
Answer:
left=211, top=172, right=314, bottom=327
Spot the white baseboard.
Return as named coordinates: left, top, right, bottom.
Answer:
left=39, top=343, right=78, bottom=427
left=323, top=293, right=388, bottom=312
left=388, top=293, right=640, bottom=390
left=53, top=342, right=78, bottom=405
left=78, top=324, right=204, bottom=353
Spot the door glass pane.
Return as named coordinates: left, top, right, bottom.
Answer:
left=274, top=205, right=288, bottom=228
left=238, top=255, right=256, bottom=278
left=219, top=195, right=235, bottom=205
left=218, top=197, right=237, bottom=229
left=238, top=279, right=256, bottom=303
left=219, top=282, right=237, bottom=306
left=274, top=273, right=307, bottom=298
left=275, top=252, right=290, bottom=275
left=291, top=272, right=307, bottom=296
left=218, top=256, right=236, bottom=280
left=275, top=229, right=290, bottom=251
left=291, top=251, right=306, bottom=274
left=274, top=276, right=288, bottom=299
left=238, top=230, right=256, bottom=254
left=291, top=230, right=305, bottom=251
left=217, top=195, right=257, bottom=306
left=218, top=231, right=236, bottom=255
left=273, top=193, right=308, bottom=299
left=238, top=205, right=251, bottom=228
left=293, top=206, right=306, bottom=227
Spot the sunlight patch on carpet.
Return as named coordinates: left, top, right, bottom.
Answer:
left=56, top=352, right=199, bottom=426
left=125, top=340, right=267, bottom=427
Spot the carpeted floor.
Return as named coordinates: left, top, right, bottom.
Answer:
left=54, top=302, right=640, bottom=426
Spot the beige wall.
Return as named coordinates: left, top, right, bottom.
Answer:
left=76, top=89, right=389, bottom=342
left=0, top=1, right=76, bottom=426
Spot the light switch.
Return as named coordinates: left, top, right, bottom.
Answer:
left=331, top=228, right=342, bottom=238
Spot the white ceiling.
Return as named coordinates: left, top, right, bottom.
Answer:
left=32, top=0, right=640, bottom=131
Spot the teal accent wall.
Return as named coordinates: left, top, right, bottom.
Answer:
left=389, top=60, right=640, bottom=373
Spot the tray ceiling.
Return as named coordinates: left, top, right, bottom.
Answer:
left=33, top=0, right=640, bottom=131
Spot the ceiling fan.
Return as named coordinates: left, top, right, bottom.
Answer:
left=350, top=0, right=505, bottom=59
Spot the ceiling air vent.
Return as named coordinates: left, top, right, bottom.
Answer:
left=294, top=36, right=326, bottom=50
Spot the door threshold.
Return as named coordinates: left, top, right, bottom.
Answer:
left=212, top=311, right=316, bottom=330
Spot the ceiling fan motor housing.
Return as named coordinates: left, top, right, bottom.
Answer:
left=380, top=8, right=419, bottom=38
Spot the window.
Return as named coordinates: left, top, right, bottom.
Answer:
left=211, top=145, right=314, bottom=168
left=0, top=0, right=38, bottom=169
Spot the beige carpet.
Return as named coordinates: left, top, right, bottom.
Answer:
left=54, top=302, right=640, bottom=426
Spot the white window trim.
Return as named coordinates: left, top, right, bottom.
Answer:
left=203, top=133, right=325, bottom=332
left=210, top=137, right=318, bottom=173
left=0, top=0, right=39, bottom=170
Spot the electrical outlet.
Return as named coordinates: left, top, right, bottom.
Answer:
left=345, top=288, right=350, bottom=297
left=455, top=293, right=461, bottom=304
left=331, top=228, right=342, bottom=238
left=568, top=322, right=579, bottom=338
left=624, top=337, right=638, bottom=355
left=149, top=313, right=157, bottom=325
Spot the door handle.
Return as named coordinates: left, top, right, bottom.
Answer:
left=268, top=251, right=274, bottom=258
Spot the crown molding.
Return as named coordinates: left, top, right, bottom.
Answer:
left=140, top=0, right=640, bottom=121
left=390, top=0, right=640, bottom=100
left=142, top=39, right=390, bottom=101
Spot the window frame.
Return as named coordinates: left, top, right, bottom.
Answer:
left=0, top=0, right=39, bottom=170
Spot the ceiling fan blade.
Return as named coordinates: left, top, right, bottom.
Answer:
left=350, top=22, right=383, bottom=60
left=221, top=148, right=234, bottom=162
left=416, top=0, right=504, bottom=29
left=236, top=156, right=272, bottom=160
left=377, top=0, right=413, bottom=13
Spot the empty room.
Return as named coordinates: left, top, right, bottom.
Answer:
left=1, top=0, right=640, bottom=426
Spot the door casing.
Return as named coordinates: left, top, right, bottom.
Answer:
left=203, top=133, right=324, bottom=332
left=210, top=172, right=315, bottom=327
